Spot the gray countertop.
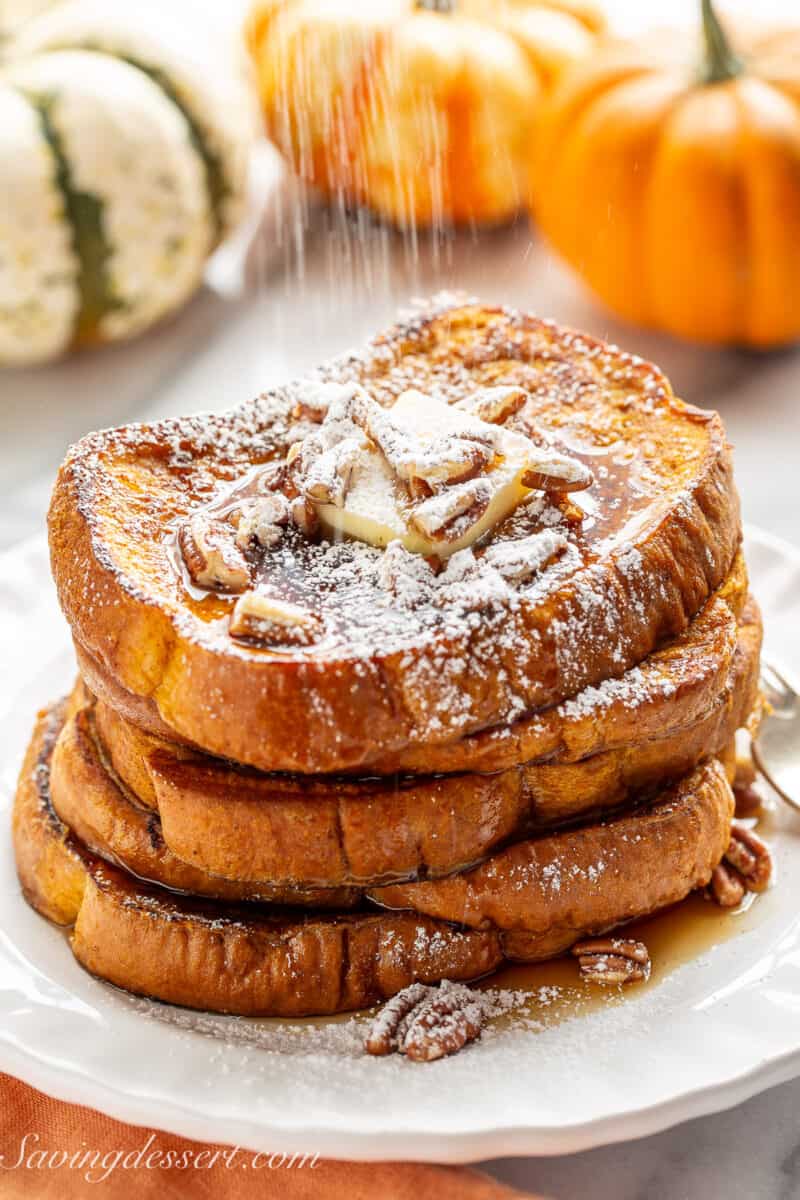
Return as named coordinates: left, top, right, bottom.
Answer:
left=488, top=1076, right=800, bottom=1199
left=1, top=179, right=798, bottom=1200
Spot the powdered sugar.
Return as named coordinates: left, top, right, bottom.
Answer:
left=55, top=298, right=736, bottom=753
left=124, top=981, right=535, bottom=1063
left=561, top=664, right=677, bottom=721
left=484, top=530, right=568, bottom=584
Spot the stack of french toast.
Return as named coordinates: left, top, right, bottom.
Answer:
left=14, top=301, right=766, bottom=1020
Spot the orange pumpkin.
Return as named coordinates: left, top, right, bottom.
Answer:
left=247, top=0, right=603, bottom=228
left=532, top=0, right=800, bottom=348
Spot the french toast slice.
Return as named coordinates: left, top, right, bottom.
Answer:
left=369, top=757, right=734, bottom=954
left=14, top=706, right=502, bottom=1016
left=51, top=701, right=359, bottom=908
left=49, top=301, right=741, bottom=774
left=62, top=594, right=760, bottom=889
left=16, top=704, right=734, bottom=1014
left=363, top=550, right=753, bottom=775
left=92, top=549, right=751, bottom=799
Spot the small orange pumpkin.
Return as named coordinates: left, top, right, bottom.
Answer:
left=247, top=0, right=603, bottom=229
left=532, top=0, right=800, bottom=348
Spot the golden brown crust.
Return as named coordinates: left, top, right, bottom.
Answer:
left=49, top=302, right=741, bottom=774
left=76, top=701, right=540, bottom=888
left=371, top=758, right=735, bottom=957
left=14, top=709, right=503, bottom=1017
left=50, top=707, right=359, bottom=908
left=71, top=876, right=500, bottom=1019
left=75, top=595, right=760, bottom=889
left=15, top=704, right=735, bottom=1014
left=368, top=550, right=752, bottom=775
left=12, top=703, right=87, bottom=926
left=87, top=549, right=751, bottom=783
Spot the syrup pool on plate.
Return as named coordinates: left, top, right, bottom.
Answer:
left=479, top=801, right=775, bottom=1032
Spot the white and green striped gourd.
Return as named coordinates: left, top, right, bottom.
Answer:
left=0, top=0, right=252, bottom=365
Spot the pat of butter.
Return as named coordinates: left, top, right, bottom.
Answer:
left=314, top=390, right=533, bottom=556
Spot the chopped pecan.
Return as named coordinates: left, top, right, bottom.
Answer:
left=379, top=537, right=434, bottom=592
left=571, top=937, right=651, bottom=986
left=377, top=540, right=436, bottom=605
left=178, top=515, right=251, bottom=593
left=286, top=439, right=305, bottom=468
left=252, top=462, right=287, bottom=494
left=363, top=982, right=486, bottom=1063
left=408, top=436, right=494, bottom=489
left=483, top=531, right=568, bottom=584
left=459, top=385, right=528, bottom=425
left=289, top=494, right=319, bottom=538
left=234, top=495, right=290, bottom=552
left=522, top=449, right=594, bottom=494
left=409, top=479, right=491, bottom=543
left=290, top=380, right=355, bottom=424
left=284, top=421, right=319, bottom=450
left=346, top=389, right=496, bottom=489
left=229, top=591, right=320, bottom=646
left=304, top=437, right=361, bottom=507
left=285, top=430, right=324, bottom=478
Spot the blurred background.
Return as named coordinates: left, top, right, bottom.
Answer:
left=0, top=0, right=797, bottom=555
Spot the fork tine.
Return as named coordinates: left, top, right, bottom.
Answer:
left=760, top=661, right=798, bottom=711
left=761, top=661, right=794, bottom=694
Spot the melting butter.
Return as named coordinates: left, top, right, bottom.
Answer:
left=314, top=390, right=534, bottom=556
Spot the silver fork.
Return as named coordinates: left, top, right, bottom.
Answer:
left=752, top=662, right=800, bottom=813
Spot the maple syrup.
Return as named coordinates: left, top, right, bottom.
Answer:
left=479, top=802, right=774, bottom=1032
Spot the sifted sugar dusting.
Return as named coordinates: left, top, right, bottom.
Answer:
left=55, top=299, right=735, bottom=753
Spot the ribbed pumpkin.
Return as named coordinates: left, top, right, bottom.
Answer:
left=0, top=0, right=251, bottom=366
left=247, top=0, right=603, bottom=229
left=532, top=0, right=800, bottom=348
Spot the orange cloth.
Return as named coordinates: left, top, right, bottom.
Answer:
left=0, top=1073, right=535, bottom=1199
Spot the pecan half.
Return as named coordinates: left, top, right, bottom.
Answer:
left=709, top=862, right=746, bottom=908
left=571, top=937, right=651, bottom=986
left=178, top=515, right=251, bottom=593
left=401, top=987, right=486, bottom=1063
left=364, top=982, right=487, bottom=1062
left=730, top=823, right=772, bottom=891
left=709, top=822, right=773, bottom=907
left=364, top=982, right=430, bottom=1057
left=229, top=591, right=320, bottom=646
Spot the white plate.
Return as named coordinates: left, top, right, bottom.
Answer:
left=0, top=526, right=798, bottom=1163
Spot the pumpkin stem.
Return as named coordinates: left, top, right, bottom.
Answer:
left=415, top=0, right=455, bottom=11
left=699, top=0, right=743, bottom=84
